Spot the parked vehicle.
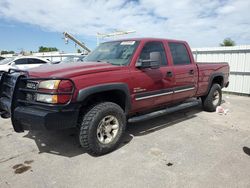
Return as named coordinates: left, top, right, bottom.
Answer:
left=0, top=56, right=50, bottom=71
left=53, top=55, right=86, bottom=64
left=0, top=38, right=229, bottom=155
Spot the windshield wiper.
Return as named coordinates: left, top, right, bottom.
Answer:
left=97, top=60, right=111, bottom=64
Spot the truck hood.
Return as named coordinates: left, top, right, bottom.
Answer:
left=28, top=62, right=122, bottom=78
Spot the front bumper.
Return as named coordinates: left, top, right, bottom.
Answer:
left=13, top=105, right=80, bottom=132
left=0, top=70, right=79, bottom=132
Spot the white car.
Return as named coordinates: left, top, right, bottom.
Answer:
left=0, top=56, right=51, bottom=72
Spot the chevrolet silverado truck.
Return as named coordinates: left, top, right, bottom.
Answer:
left=0, top=38, right=229, bottom=155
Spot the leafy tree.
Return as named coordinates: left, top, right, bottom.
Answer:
left=77, top=49, right=82, bottom=53
left=1, top=50, right=15, bottom=55
left=38, top=46, right=58, bottom=52
left=220, top=38, right=236, bottom=46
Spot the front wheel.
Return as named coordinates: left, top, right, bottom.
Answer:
left=79, top=102, right=126, bottom=156
left=202, top=84, right=222, bottom=112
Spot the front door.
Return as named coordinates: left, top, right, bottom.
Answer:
left=130, top=41, right=174, bottom=112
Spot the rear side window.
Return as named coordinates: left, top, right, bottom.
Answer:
left=28, top=58, right=47, bottom=64
left=139, top=42, right=167, bottom=66
left=169, top=43, right=191, bottom=65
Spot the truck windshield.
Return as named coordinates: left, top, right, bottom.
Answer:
left=84, top=41, right=139, bottom=66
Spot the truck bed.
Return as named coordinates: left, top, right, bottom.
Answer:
left=196, top=62, right=229, bottom=97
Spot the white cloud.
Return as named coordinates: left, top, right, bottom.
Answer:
left=0, top=0, right=249, bottom=47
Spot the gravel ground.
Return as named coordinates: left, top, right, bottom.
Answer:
left=0, top=94, right=250, bottom=188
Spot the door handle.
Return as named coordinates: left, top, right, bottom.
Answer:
left=166, top=71, right=173, bottom=77
left=189, top=69, right=194, bottom=75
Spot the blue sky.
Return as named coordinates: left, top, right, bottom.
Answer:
left=0, top=0, right=250, bottom=53
left=0, top=18, right=97, bottom=52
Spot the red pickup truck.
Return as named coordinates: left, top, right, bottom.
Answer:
left=0, top=38, right=229, bottom=155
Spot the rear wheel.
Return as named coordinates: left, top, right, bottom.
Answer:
left=202, top=84, right=222, bottom=112
left=78, top=102, right=126, bottom=156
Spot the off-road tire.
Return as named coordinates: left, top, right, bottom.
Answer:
left=202, top=84, right=222, bottom=112
left=79, top=102, right=126, bottom=156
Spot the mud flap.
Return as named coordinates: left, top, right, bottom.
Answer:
left=11, top=118, right=24, bottom=132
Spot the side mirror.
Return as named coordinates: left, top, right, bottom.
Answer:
left=137, top=52, right=161, bottom=69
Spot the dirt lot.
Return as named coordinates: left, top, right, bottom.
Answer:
left=0, top=94, right=250, bottom=188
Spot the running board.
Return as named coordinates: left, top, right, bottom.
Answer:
left=128, top=100, right=200, bottom=123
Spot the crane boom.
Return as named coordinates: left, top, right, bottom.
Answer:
left=63, top=32, right=91, bottom=53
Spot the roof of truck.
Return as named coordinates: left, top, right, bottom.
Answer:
left=109, top=37, right=187, bottom=43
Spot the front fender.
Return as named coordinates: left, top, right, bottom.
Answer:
left=77, top=83, right=131, bottom=113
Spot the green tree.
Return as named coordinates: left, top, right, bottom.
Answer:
left=1, top=50, right=15, bottom=55
left=220, top=38, right=236, bottom=46
left=38, top=46, right=58, bottom=52
left=77, top=49, right=82, bottom=53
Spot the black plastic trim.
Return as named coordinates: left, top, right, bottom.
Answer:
left=13, top=104, right=80, bottom=131
left=135, top=85, right=195, bottom=100
left=205, top=72, right=224, bottom=95
left=77, top=83, right=131, bottom=113
left=135, top=88, right=173, bottom=99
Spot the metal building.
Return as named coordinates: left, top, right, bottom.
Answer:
left=192, top=45, right=250, bottom=95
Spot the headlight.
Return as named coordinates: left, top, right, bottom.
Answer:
left=35, top=79, right=73, bottom=104
left=36, top=94, right=58, bottom=104
left=38, top=80, right=60, bottom=89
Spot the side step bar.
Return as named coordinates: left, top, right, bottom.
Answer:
left=128, top=100, right=200, bottom=123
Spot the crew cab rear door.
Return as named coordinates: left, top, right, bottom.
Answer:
left=168, top=42, right=198, bottom=102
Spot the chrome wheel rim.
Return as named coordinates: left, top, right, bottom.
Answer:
left=212, top=90, right=220, bottom=106
left=97, top=115, right=119, bottom=144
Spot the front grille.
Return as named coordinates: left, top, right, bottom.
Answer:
left=17, top=78, right=75, bottom=107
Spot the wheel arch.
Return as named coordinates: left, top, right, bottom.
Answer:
left=77, top=83, right=131, bottom=114
left=205, top=73, right=224, bottom=95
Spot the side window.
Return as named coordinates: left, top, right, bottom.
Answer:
left=169, top=43, right=191, bottom=65
left=14, top=59, right=28, bottom=65
left=28, top=58, right=46, bottom=64
left=37, top=59, right=47, bottom=64
left=139, top=42, right=167, bottom=66
left=28, top=58, right=47, bottom=64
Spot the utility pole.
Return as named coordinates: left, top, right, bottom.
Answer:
left=63, top=32, right=91, bottom=53
left=96, top=30, right=136, bottom=46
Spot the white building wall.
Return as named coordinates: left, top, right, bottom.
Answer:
left=192, top=45, right=250, bottom=94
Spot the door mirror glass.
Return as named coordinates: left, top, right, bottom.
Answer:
left=137, top=51, right=161, bottom=69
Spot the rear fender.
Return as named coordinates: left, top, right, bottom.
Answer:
left=205, top=72, right=224, bottom=95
